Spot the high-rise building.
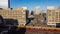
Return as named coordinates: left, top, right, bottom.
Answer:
left=47, top=6, right=60, bottom=26
left=47, top=6, right=55, bottom=25
left=55, top=7, right=60, bottom=27
left=0, top=8, right=27, bottom=26
left=34, top=6, right=41, bottom=15
left=41, top=10, right=46, bottom=20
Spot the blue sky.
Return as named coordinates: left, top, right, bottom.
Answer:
left=10, top=0, right=60, bottom=10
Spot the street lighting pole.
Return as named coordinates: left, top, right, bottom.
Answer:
left=8, top=0, right=10, bottom=8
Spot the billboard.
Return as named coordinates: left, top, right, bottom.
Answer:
left=0, top=0, right=8, bottom=8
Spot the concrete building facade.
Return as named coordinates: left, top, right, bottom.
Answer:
left=34, top=6, right=41, bottom=15
left=0, top=8, right=27, bottom=26
left=47, top=6, right=60, bottom=26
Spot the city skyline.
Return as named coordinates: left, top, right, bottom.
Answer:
left=0, top=0, right=60, bottom=10
left=10, top=0, right=60, bottom=10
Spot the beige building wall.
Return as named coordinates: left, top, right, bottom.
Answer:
left=47, top=10, right=55, bottom=25
left=0, top=8, right=26, bottom=26
left=47, top=6, right=60, bottom=25
left=55, top=8, right=60, bottom=23
left=34, top=6, right=41, bottom=15
left=47, top=6, right=55, bottom=25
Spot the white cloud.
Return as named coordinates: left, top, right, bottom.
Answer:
left=0, top=0, right=8, bottom=8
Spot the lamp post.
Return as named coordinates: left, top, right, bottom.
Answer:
left=8, top=0, right=10, bottom=8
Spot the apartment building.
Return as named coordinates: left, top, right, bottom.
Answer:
left=34, top=6, right=41, bottom=15
left=47, top=6, right=60, bottom=26
left=0, top=8, right=27, bottom=26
